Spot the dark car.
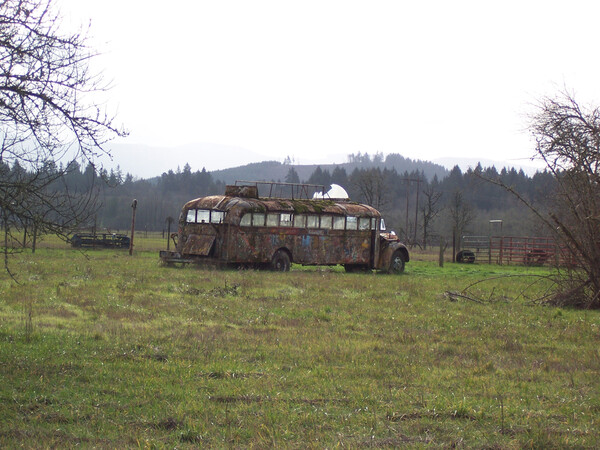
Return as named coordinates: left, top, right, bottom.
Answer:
left=456, top=250, right=476, bottom=263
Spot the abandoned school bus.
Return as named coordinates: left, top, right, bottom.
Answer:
left=159, top=182, right=409, bottom=273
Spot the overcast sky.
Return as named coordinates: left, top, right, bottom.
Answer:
left=59, top=0, right=600, bottom=174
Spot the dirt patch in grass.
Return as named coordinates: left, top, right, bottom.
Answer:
left=152, top=417, right=182, bottom=431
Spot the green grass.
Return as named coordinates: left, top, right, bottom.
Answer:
left=0, top=247, right=599, bottom=447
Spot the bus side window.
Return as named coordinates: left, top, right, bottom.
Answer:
left=307, top=215, right=319, bottom=228
left=280, top=213, right=292, bottom=227
left=253, top=213, right=265, bottom=226
left=240, top=214, right=251, bottom=226
left=380, top=218, right=386, bottom=231
left=371, top=218, right=378, bottom=230
left=294, top=214, right=306, bottom=228
left=211, top=211, right=225, bottom=224
left=197, top=209, right=210, bottom=223
left=359, top=217, right=371, bottom=230
left=186, top=209, right=196, bottom=223
left=320, top=216, right=332, bottom=229
left=346, top=216, right=358, bottom=230
left=266, top=213, right=279, bottom=227
left=333, top=216, right=345, bottom=230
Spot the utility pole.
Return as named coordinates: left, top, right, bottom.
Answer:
left=401, top=177, right=422, bottom=245
left=413, top=178, right=421, bottom=245
left=129, top=199, right=137, bottom=256
left=405, top=181, right=410, bottom=242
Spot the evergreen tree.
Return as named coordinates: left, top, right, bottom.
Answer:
left=285, top=167, right=300, bottom=184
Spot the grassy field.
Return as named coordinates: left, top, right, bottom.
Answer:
left=0, top=244, right=599, bottom=448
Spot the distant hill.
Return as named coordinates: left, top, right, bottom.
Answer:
left=100, top=143, right=539, bottom=181
left=211, top=153, right=448, bottom=184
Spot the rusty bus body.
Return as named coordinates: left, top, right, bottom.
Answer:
left=159, top=183, right=409, bottom=272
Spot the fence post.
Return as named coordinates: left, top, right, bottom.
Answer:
left=129, top=199, right=137, bottom=256
left=439, top=237, right=446, bottom=267
left=452, top=228, right=456, bottom=263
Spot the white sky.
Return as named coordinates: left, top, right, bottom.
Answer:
left=59, top=0, right=600, bottom=172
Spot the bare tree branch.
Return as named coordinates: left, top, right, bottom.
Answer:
left=480, top=90, right=600, bottom=308
left=0, top=0, right=127, bottom=274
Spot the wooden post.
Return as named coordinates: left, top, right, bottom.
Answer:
left=32, top=222, right=38, bottom=254
left=413, top=178, right=421, bottom=245
left=452, top=228, right=456, bottom=263
left=405, top=182, right=410, bottom=242
left=439, top=237, right=446, bottom=267
left=129, top=199, right=137, bottom=256
left=166, top=219, right=172, bottom=251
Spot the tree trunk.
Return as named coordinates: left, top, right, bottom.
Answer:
left=439, top=237, right=446, bottom=267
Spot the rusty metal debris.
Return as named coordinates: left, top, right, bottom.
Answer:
left=70, top=232, right=130, bottom=249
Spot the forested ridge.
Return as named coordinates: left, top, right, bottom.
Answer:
left=3, top=152, right=554, bottom=245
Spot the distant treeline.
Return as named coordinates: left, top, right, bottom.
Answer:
left=3, top=153, right=555, bottom=244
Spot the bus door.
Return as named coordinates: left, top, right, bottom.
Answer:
left=181, top=225, right=217, bottom=256
left=181, top=209, right=218, bottom=256
left=371, top=217, right=380, bottom=268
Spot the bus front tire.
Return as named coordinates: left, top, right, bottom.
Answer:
left=388, top=250, right=406, bottom=274
left=271, top=250, right=291, bottom=272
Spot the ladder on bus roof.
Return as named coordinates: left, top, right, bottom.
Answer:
left=235, top=180, right=326, bottom=200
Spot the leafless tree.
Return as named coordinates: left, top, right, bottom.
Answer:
left=353, top=168, right=387, bottom=209
left=481, top=91, right=600, bottom=307
left=420, top=184, right=442, bottom=249
left=529, top=92, right=600, bottom=306
left=0, top=0, right=126, bottom=275
left=448, top=190, right=475, bottom=253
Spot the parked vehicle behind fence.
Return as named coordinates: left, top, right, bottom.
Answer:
left=159, top=181, right=409, bottom=272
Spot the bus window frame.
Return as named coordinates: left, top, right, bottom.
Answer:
left=359, top=217, right=371, bottom=231
left=196, top=209, right=210, bottom=223
left=236, top=211, right=380, bottom=232
left=333, top=216, right=345, bottom=230
left=320, top=215, right=333, bottom=230
left=280, top=213, right=292, bottom=227
left=252, top=213, right=265, bottom=227
left=240, top=213, right=251, bottom=227
left=306, top=215, right=319, bottom=228
left=186, top=209, right=196, bottom=223
left=293, top=214, right=306, bottom=228
left=346, top=216, right=358, bottom=230
left=186, top=209, right=226, bottom=224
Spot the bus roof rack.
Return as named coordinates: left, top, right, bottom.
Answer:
left=234, top=180, right=326, bottom=200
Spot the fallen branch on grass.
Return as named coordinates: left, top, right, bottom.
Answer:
left=444, top=291, right=484, bottom=304
left=446, top=273, right=598, bottom=308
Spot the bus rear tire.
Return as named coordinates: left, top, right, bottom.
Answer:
left=388, top=250, right=406, bottom=274
left=271, top=250, right=291, bottom=272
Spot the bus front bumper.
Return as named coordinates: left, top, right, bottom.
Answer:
left=159, top=251, right=196, bottom=264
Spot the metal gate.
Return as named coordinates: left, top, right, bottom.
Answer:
left=462, top=235, right=575, bottom=267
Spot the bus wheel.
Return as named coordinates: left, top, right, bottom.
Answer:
left=271, top=250, right=291, bottom=272
left=388, top=250, right=405, bottom=274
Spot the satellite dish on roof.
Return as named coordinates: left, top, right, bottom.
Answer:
left=313, top=184, right=349, bottom=200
